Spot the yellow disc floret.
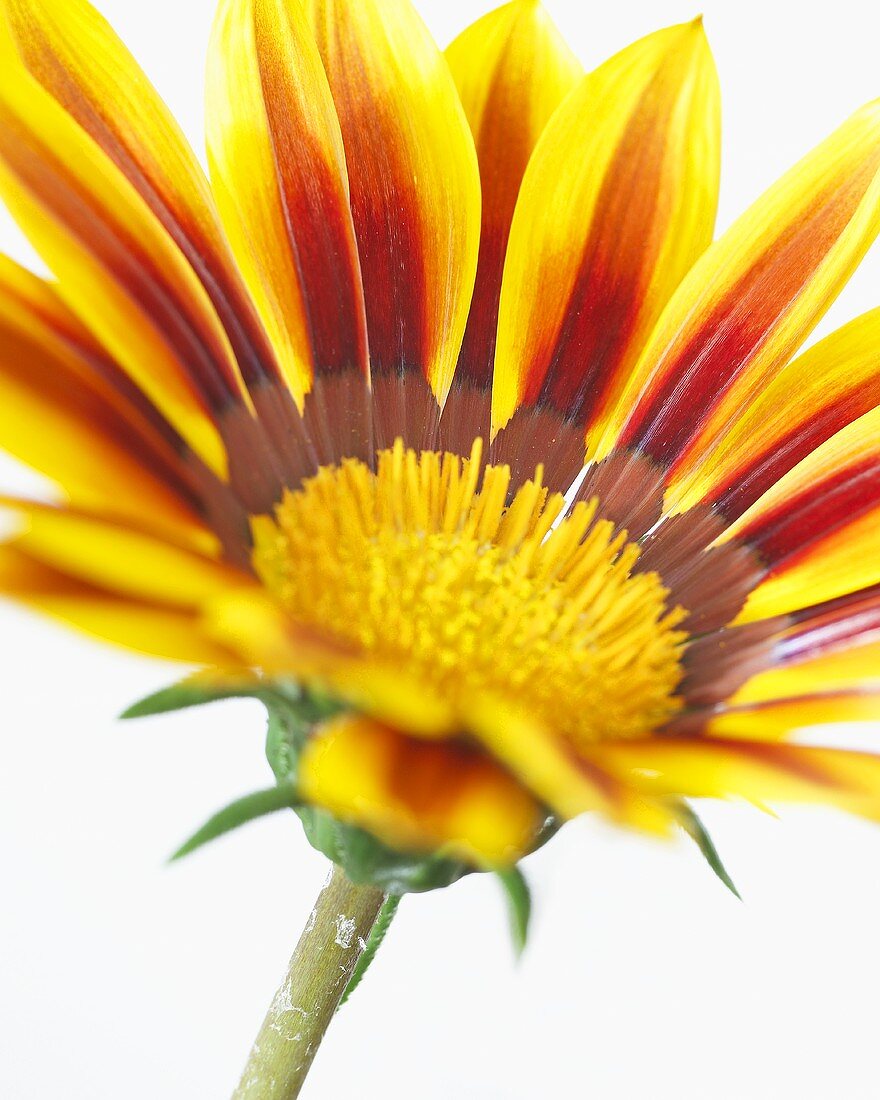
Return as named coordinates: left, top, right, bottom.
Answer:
left=252, top=440, right=686, bottom=747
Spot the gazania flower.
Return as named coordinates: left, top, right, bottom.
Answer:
left=3, top=0, right=880, bottom=1088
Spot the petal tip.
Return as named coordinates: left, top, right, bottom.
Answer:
left=668, top=14, right=711, bottom=53
left=682, top=14, right=711, bottom=49
left=858, top=97, right=880, bottom=125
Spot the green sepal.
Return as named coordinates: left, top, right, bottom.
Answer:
left=120, top=673, right=271, bottom=719
left=495, top=865, right=532, bottom=956
left=263, top=689, right=474, bottom=893
left=295, top=804, right=473, bottom=894
left=171, top=784, right=300, bottom=861
left=677, top=803, right=742, bottom=900
left=263, top=685, right=345, bottom=786
left=125, top=675, right=476, bottom=894
left=338, top=893, right=401, bottom=1010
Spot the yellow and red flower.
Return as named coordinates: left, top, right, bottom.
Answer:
left=2, top=0, right=880, bottom=873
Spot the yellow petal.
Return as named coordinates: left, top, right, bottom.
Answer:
left=204, top=589, right=458, bottom=736
left=730, top=640, right=880, bottom=707
left=306, top=0, right=481, bottom=426
left=445, top=0, right=581, bottom=397
left=464, top=695, right=674, bottom=834
left=1, top=500, right=247, bottom=609
left=206, top=0, right=369, bottom=416
left=298, top=713, right=543, bottom=866
left=492, top=20, right=719, bottom=442
left=0, top=542, right=235, bottom=665
left=707, top=693, right=880, bottom=740
left=611, top=99, right=880, bottom=470
left=589, top=737, right=880, bottom=821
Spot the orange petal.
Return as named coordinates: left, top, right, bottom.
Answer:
left=298, top=713, right=543, bottom=865
left=726, top=407, right=880, bottom=621
left=444, top=0, right=581, bottom=408
left=491, top=21, right=719, bottom=444
left=306, top=0, right=481, bottom=443
left=207, top=0, right=371, bottom=462
left=0, top=542, right=235, bottom=665
left=588, top=737, right=880, bottom=820
left=612, top=99, right=880, bottom=470
left=664, top=307, right=880, bottom=519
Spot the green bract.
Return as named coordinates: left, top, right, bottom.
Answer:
left=123, top=674, right=474, bottom=895
left=122, top=673, right=740, bottom=940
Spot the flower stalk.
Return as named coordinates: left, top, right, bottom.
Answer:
left=234, top=865, right=386, bottom=1100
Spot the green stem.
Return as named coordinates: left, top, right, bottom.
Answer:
left=233, top=865, right=386, bottom=1100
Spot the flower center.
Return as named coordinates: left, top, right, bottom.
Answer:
left=252, top=441, right=686, bottom=746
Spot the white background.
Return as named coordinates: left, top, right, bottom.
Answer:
left=2, top=1, right=880, bottom=1097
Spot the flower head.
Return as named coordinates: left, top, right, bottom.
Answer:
left=2, top=0, right=880, bottom=883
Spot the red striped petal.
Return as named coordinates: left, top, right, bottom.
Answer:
left=0, top=255, right=254, bottom=555
left=665, top=308, right=880, bottom=520
left=306, top=0, right=481, bottom=448
left=491, top=21, right=719, bottom=467
left=726, top=408, right=880, bottom=620
left=0, top=5, right=300, bottom=506
left=207, top=0, right=372, bottom=466
left=1, top=0, right=284, bottom=396
left=612, top=101, right=880, bottom=472
left=439, top=0, right=581, bottom=447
